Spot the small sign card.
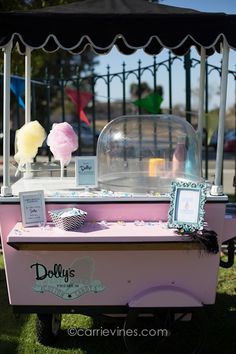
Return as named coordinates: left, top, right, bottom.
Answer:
left=75, top=156, right=97, bottom=188
left=19, top=190, right=46, bottom=227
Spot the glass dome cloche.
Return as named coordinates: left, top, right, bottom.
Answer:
left=97, top=115, right=201, bottom=194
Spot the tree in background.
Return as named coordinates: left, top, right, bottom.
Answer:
left=0, top=0, right=98, bottom=78
left=0, top=0, right=98, bottom=131
left=130, top=82, right=153, bottom=100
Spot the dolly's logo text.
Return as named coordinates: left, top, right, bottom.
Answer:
left=30, top=257, right=105, bottom=300
left=31, top=263, right=75, bottom=283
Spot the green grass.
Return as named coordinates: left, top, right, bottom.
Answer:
left=1, top=254, right=236, bottom=354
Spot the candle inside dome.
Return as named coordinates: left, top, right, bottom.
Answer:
left=148, top=158, right=165, bottom=177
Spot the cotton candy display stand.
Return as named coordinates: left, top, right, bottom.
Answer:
left=49, top=208, right=87, bottom=231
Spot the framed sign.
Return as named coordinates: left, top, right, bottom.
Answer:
left=168, top=180, right=207, bottom=232
left=75, top=156, right=97, bottom=188
left=19, top=190, right=46, bottom=227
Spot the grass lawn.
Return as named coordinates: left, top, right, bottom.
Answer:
left=1, top=254, right=236, bottom=354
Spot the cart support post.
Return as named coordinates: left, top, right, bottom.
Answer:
left=197, top=47, right=206, bottom=173
left=25, top=47, right=31, bottom=125
left=1, top=41, right=12, bottom=196
left=24, top=47, right=33, bottom=177
left=211, top=39, right=229, bottom=195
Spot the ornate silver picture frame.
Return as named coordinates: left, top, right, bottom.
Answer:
left=168, top=180, right=207, bottom=232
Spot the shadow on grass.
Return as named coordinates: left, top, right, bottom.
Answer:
left=51, top=318, right=127, bottom=354
left=0, top=339, right=20, bottom=354
left=0, top=267, right=30, bottom=354
left=203, top=292, right=236, bottom=354
left=48, top=292, right=236, bottom=354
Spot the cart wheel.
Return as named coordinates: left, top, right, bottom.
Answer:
left=36, top=313, right=62, bottom=345
left=124, top=309, right=207, bottom=354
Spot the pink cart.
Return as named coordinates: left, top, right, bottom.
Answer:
left=1, top=188, right=236, bottom=352
left=0, top=1, right=236, bottom=353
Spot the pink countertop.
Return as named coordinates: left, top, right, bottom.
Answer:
left=8, top=221, right=191, bottom=244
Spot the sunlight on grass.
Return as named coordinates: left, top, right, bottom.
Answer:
left=61, top=314, right=94, bottom=330
left=217, top=256, right=236, bottom=295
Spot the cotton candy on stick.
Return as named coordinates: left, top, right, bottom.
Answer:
left=47, top=122, right=78, bottom=178
left=14, top=120, right=46, bottom=174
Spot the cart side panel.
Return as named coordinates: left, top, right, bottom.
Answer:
left=0, top=202, right=222, bottom=308
left=1, top=248, right=221, bottom=307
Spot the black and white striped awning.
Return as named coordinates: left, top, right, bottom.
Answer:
left=0, top=0, right=235, bottom=55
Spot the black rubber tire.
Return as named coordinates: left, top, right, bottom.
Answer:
left=36, top=313, right=62, bottom=345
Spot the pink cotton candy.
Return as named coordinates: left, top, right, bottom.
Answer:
left=47, top=122, right=78, bottom=166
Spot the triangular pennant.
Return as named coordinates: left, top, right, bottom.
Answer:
left=10, top=77, right=25, bottom=109
left=133, top=92, right=163, bottom=114
left=66, top=88, right=92, bottom=125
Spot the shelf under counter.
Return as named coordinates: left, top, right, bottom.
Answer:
left=7, top=222, right=202, bottom=251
